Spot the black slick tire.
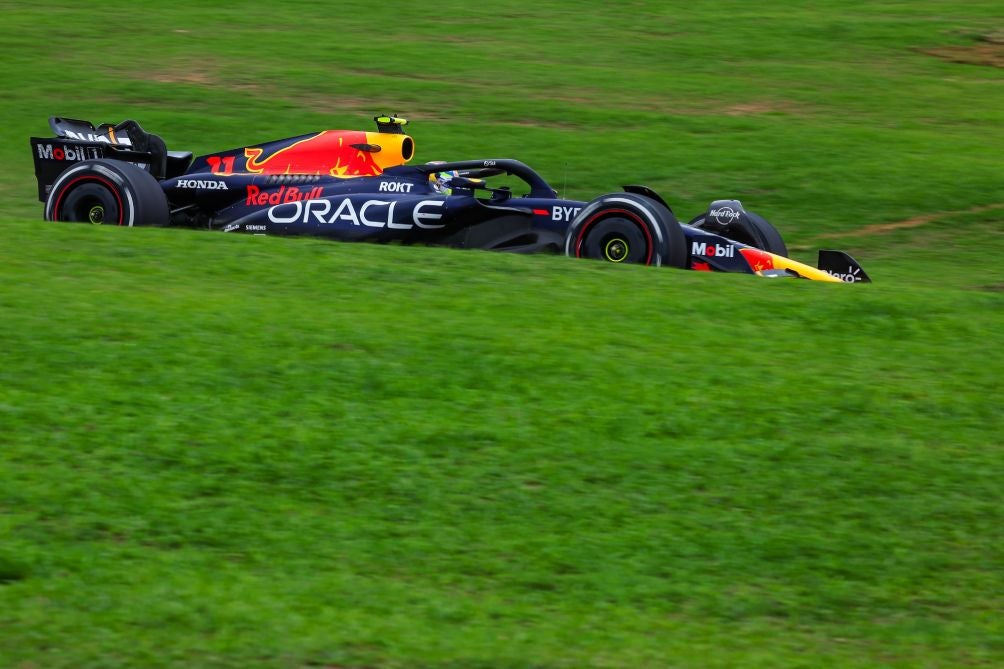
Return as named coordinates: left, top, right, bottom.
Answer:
left=687, top=210, right=787, bottom=256
left=564, top=192, right=687, bottom=268
left=44, top=158, right=169, bottom=227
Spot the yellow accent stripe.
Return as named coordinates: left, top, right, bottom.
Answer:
left=761, top=252, right=844, bottom=282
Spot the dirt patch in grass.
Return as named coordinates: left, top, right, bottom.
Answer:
left=148, top=67, right=220, bottom=86
left=923, top=31, right=1004, bottom=69
left=820, top=203, right=1004, bottom=238
left=723, top=101, right=802, bottom=116
left=138, top=61, right=397, bottom=116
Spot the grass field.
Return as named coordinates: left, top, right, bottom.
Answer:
left=1, top=2, right=1002, bottom=668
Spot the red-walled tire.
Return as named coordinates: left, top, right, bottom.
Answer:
left=564, top=192, right=687, bottom=267
left=44, top=159, right=168, bottom=227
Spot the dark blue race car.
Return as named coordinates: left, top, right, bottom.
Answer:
left=31, top=115, right=869, bottom=282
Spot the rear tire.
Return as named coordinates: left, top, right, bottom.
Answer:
left=564, top=193, right=687, bottom=267
left=44, top=159, right=169, bottom=227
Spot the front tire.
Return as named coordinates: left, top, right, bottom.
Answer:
left=688, top=209, right=787, bottom=256
left=44, top=159, right=169, bottom=227
left=564, top=192, right=687, bottom=267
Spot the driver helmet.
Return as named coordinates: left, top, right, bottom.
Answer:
left=430, top=170, right=458, bottom=195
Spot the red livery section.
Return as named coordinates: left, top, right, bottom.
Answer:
left=740, top=247, right=776, bottom=272
left=245, top=184, right=324, bottom=206
left=244, top=131, right=384, bottom=177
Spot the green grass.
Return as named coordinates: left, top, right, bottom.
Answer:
left=1, top=1, right=1002, bottom=667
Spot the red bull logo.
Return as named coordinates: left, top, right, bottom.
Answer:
left=739, top=247, right=846, bottom=282
left=245, top=184, right=324, bottom=206
left=739, top=247, right=776, bottom=272
left=243, top=130, right=414, bottom=178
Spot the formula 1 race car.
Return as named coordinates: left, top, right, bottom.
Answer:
left=30, top=115, right=870, bottom=282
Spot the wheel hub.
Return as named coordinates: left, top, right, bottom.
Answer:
left=604, top=237, right=629, bottom=262
left=88, top=205, right=105, bottom=224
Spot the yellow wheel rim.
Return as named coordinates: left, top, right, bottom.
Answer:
left=604, top=237, right=629, bottom=262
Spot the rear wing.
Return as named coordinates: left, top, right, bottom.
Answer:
left=31, top=137, right=133, bottom=201
left=30, top=117, right=191, bottom=201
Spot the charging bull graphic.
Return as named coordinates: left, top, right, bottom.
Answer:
left=740, top=247, right=775, bottom=272
left=739, top=247, right=846, bottom=282
left=242, top=130, right=415, bottom=177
